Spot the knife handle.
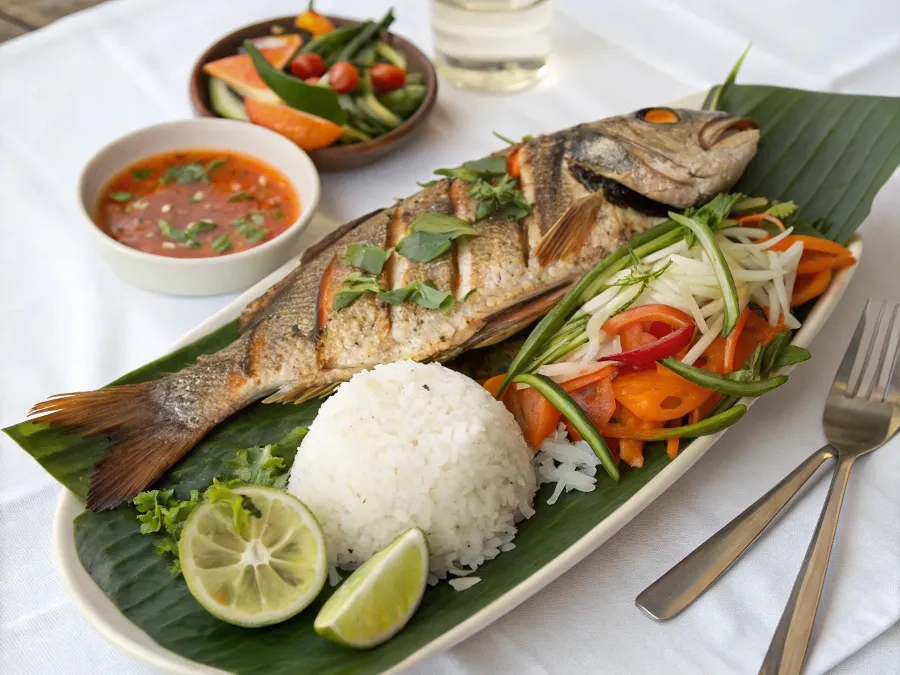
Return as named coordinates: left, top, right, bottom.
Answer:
left=635, top=445, right=836, bottom=621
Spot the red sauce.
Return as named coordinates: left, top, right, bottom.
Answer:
left=96, top=150, right=300, bottom=258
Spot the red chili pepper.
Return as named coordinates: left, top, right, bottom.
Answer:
left=600, top=324, right=694, bottom=367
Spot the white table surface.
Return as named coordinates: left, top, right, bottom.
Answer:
left=1, top=1, right=899, bottom=673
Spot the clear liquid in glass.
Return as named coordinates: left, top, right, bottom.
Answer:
left=431, top=0, right=553, bottom=92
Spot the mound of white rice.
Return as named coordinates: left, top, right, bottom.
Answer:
left=287, top=361, right=537, bottom=580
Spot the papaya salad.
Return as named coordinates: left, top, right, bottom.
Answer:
left=486, top=193, right=856, bottom=492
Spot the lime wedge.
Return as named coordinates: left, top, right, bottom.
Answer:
left=314, top=527, right=429, bottom=649
left=179, top=485, right=327, bottom=627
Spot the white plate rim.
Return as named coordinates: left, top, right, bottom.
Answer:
left=51, top=92, right=867, bottom=674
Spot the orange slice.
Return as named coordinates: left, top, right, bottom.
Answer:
left=203, top=35, right=302, bottom=101
left=245, top=97, right=343, bottom=151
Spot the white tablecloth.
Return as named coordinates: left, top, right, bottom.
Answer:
left=1, top=1, right=899, bottom=673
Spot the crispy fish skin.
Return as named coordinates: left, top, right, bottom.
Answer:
left=29, top=108, right=759, bottom=509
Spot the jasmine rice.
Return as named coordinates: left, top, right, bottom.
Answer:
left=287, top=361, right=537, bottom=580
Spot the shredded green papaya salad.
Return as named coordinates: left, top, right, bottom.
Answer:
left=486, top=193, right=855, bottom=472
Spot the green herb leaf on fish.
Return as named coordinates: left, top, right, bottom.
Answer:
left=333, top=272, right=385, bottom=311
left=227, top=192, right=255, bottom=203
left=211, top=234, right=231, bottom=254
left=377, top=280, right=454, bottom=312
left=131, top=168, right=152, bottom=180
left=343, top=243, right=392, bottom=275
left=492, top=131, right=532, bottom=146
left=108, top=191, right=133, bottom=202
left=469, top=175, right=532, bottom=221
left=395, top=213, right=479, bottom=263
left=433, top=155, right=507, bottom=183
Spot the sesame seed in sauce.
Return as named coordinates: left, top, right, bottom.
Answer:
left=161, top=204, right=172, bottom=213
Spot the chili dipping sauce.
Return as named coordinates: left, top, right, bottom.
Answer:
left=96, top=150, right=300, bottom=258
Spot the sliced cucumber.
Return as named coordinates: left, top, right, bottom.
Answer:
left=375, top=41, right=407, bottom=70
left=358, top=92, right=402, bottom=129
left=208, top=77, right=248, bottom=121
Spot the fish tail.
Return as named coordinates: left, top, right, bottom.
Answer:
left=29, top=337, right=261, bottom=510
left=29, top=383, right=219, bottom=510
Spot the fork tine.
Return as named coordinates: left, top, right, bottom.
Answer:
left=848, top=300, right=886, bottom=398
left=834, top=299, right=874, bottom=397
left=871, top=302, right=900, bottom=401
left=861, top=302, right=897, bottom=400
left=882, top=303, right=900, bottom=403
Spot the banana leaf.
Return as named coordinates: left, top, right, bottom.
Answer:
left=5, top=83, right=900, bottom=674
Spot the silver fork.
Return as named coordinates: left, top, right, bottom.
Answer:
left=635, top=299, right=900, bottom=674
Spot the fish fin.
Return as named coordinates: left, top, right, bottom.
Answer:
left=533, top=193, right=604, bottom=267
left=29, top=385, right=214, bottom=510
left=262, top=381, right=340, bottom=405
left=464, top=284, right=571, bottom=351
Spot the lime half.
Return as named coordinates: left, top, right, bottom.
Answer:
left=315, top=527, right=429, bottom=649
left=179, top=485, right=327, bottom=627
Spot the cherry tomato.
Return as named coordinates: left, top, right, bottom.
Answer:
left=328, top=61, right=360, bottom=94
left=370, top=63, right=406, bottom=93
left=290, top=53, right=326, bottom=80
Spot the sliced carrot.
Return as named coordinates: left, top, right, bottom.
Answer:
left=516, top=386, right=562, bottom=449
left=555, top=363, right=617, bottom=392
left=723, top=307, right=751, bottom=374
left=506, top=146, right=522, bottom=179
left=791, top=268, right=832, bottom=306
left=797, top=252, right=856, bottom=275
left=666, top=436, right=680, bottom=459
left=564, top=376, right=615, bottom=441
left=737, top=213, right=785, bottom=231
left=620, top=439, right=646, bottom=468
left=767, top=234, right=851, bottom=257
left=620, top=323, right=656, bottom=351
left=482, top=374, right=505, bottom=399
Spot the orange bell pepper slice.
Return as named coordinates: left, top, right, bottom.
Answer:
left=564, top=375, right=616, bottom=441
left=603, top=304, right=694, bottom=336
left=612, top=365, right=713, bottom=422
left=736, top=212, right=786, bottom=231
left=723, top=307, right=751, bottom=374
left=791, top=269, right=832, bottom=306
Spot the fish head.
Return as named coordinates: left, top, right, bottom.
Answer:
left=567, top=107, right=760, bottom=209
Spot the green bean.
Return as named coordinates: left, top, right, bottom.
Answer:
left=660, top=358, right=788, bottom=396
left=498, top=219, right=683, bottom=396
left=773, top=345, right=811, bottom=369
left=669, top=212, right=740, bottom=336
left=301, top=24, right=362, bottom=56
left=332, top=9, right=395, bottom=65
left=612, top=405, right=747, bottom=440
left=511, top=374, right=619, bottom=481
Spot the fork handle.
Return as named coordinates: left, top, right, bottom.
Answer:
left=636, top=445, right=836, bottom=621
left=758, top=452, right=856, bottom=675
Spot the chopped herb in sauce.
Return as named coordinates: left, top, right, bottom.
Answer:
left=250, top=212, right=266, bottom=227
left=131, top=168, right=152, bottom=180
left=343, top=243, right=392, bottom=275
left=272, top=205, right=285, bottom=220
left=108, top=191, right=133, bottom=202
left=395, top=213, right=479, bottom=264
left=227, top=192, right=255, bottom=203
left=333, top=272, right=384, bottom=311
left=212, top=234, right=232, bottom=253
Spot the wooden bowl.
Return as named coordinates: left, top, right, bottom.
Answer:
left=189, top=16, right=438, bottom=172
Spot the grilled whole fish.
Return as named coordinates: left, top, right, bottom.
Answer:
left=31, top=107, right=759, bottom=509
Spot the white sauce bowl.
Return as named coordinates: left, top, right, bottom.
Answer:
left=78, top=118, right=320, bottom=296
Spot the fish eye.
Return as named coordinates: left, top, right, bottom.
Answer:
left=638, top=108, right=680, bottom=124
